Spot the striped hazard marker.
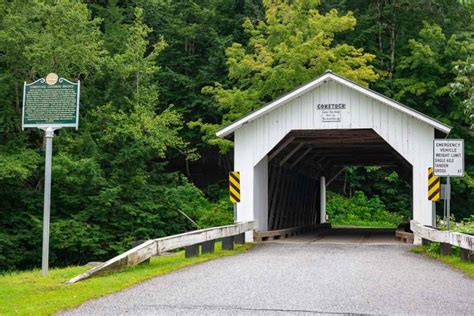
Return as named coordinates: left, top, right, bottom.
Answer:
left=229, top=171, right=240, bottom=204
left=428, top=167, right=440, bottom=201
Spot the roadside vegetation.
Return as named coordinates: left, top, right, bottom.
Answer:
left=412, top=244, right=474, bottom=278
left=0, top=243, right=253, bottom=316
left=437, top=215, right=474, bottom=235
left=326, top=191, right=406, bottom=228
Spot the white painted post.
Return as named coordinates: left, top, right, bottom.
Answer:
left=253, top=156, right=268, bottom=232
left=41, top=127, right=56, bottom=277
left=233, top=204, right=237, bottom=223
left=320, top=176, right=326, bottom=224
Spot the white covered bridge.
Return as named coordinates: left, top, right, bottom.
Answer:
left=216, top=71, right=451, bottom=240
left=67, top=72, right=473, bottom=285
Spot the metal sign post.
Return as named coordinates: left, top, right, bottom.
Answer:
left=446, top=176, right=451, bottom=230
left=427, top=167, right=440, bottom=227
left=41, top=127, right=57, bottom=276
left=433, top=139, right=464, bottom=231
left=22, top=73, right=80, bottom=276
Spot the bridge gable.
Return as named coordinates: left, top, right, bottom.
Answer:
left=217, top=72, right=450, bottom=139
left=234, top=77, right=436, bottom=167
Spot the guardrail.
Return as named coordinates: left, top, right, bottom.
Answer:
left=254, top=223, right=331, bottom=242
left=67, top=221, right=254, bottom=284
left=410, top=220, right=473, bottom=262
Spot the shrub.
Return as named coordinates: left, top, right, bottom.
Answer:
left=326, top=191, right=406, bottom=227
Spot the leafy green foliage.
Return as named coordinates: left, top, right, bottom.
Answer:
left=451, top=57, right=474, bottom=128
left=326, top=191, right=406, bottom=228
left=343, top=167, right=411, bottom=219
left=196, top=196, right=234, bottom=228
left=194, top=0, right=378, bottom=152
left=0, top=1, right=228, bottom=271
left=437, top=214, right=474, bottom=235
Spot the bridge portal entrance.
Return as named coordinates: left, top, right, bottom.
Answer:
left=266, top=129, right=411, bottom=231
left=216, top=72, right=450, bottom=240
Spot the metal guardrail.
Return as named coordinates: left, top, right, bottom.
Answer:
left=410, top=220, right=473, bottom=261
left=67, top=221, right=254, bottom=284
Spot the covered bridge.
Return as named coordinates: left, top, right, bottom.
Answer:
left=216, top=71, right=451, bottom=239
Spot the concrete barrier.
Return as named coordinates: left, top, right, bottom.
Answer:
left=411, top=220, right=473, bottom=262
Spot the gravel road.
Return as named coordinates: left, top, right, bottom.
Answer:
left=62, top=239, right=473, bottom=315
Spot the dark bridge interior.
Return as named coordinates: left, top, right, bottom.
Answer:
left=266, top=129, right=412, bottom=230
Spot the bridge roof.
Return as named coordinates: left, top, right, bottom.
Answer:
left=216, top=71, right=451, bottom=138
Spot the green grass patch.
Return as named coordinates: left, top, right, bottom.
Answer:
left=330, top=221, right=398, bottom=228
left=0, top=242, right=254, bottom=316
left=411, top=245, right=474, bottom=279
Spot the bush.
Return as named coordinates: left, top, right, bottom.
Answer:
left=196, top=197, right=234, bottom=228
left=326, top=191, right=406, bottom=227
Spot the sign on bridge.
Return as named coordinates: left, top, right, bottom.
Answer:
left=229, top=171, right=241, bottom=204
left=433, top=139, right=464, bottom=177
left=427, top=167, right=440, bottom=201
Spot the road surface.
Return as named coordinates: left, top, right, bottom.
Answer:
left=63, top=229, right=474, bottom=315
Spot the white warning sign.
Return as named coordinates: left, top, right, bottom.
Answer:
left=433, top=139, right=464, bottom=177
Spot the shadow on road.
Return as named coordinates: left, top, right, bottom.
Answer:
left=269, top=226, right=401, bottom=245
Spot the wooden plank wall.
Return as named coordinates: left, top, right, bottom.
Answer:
left=268, top=164, right=319, bottom=230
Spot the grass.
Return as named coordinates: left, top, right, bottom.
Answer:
left=332, top=223, right=396, bottom=229
left=330, top=220, right=398, bottom=228
left=0, top=242, right=254, bottom=316
left=411, top=245, right=474, bottom=279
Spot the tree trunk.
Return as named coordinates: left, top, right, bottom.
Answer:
left=185, top=159, right=191, bottom=177
left=343, top=171, right=347, bottom=195
left=389, top=1, right=397, bottom=79
left=377, top=0, right=385, bottom=68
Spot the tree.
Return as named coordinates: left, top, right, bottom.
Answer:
left=320, top=0, right=472, bottom=81
left=0, top=0, right=107, bottom=270
left=392, top=22, right=470, bottom=119
left=193, top=0, right=378, bottom=153
left=0, top=2, right=222, bottom=271
left=451, top=57, right=474, bottom=129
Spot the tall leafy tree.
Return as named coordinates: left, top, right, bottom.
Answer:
left=451, top=57, right=474, bottom=129
left=193, top=0, right=379, bottom=152
left=0, top=0, right=107, bottom=270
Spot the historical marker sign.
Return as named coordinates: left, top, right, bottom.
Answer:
left=21, top=73, right=80, bottom=277
left=433, top=139, right=464, bottom=177
left=22, top=74, right=80, bottom=129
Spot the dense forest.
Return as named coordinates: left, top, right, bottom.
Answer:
left=0, top=0, right=472, bottom=271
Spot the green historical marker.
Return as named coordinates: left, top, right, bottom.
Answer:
left=22, top=73, right=80, bottom=129
left=22, top=73, right=80, bottom=277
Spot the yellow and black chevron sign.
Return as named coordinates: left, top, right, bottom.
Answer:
left=229, top=171, right=240, bottom=204
left=428, top=167, right=440, bottom=201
